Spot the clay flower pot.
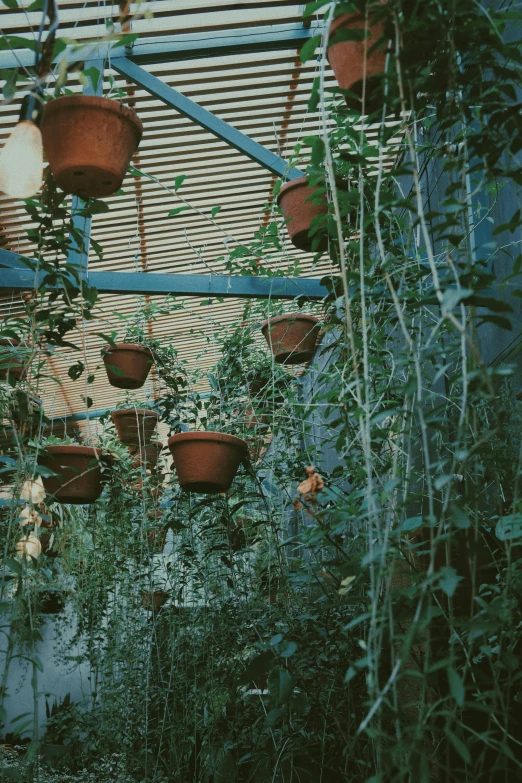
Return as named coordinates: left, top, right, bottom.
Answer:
left=278, top=177, right=328, bottom=252
left=102, top=343, right=153, bottom=390
left=168, top=431, right=248, bottom=494
left=112, top=409, right=159, bottom=446
left=244, top=405, right=269, bottom=431
left=39, top=445, right=104, bottom=504
left=141, top=590, right=169, bottom=612
left=328, top=12, right=387, bottom=108
left=261, top=313, right=321, bottom=365
left=129, top=440, right=163, bottom=469
left=0, top=338, right=26, bottom=381
left=42, top=95, right=143, bottom=198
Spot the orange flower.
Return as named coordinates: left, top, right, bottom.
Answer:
left=297, top=466, right=325, bottom=498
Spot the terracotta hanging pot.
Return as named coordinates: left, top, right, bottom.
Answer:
left=102, top=343, right=153, bottom=390
left=141, top=590, right=169, bottom=612
left=277, top=177, right=328, bottom=252
left=261, top=313, right=321, bottom=365
left=168, top=431, right=248, bottom=494
left=327, top=12, right=387, bottom=109
left=244, top=405, right=269, bottom=431
left=0, top=338, right=27, bottom=381
left=39, top=445, right=104, bottom=504
left=111, top=409, right=159, bottom=446
left=129, top=440, right=163, bottom=469
left=42, top=95, right=143, bottom=198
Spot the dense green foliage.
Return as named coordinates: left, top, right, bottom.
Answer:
left=2, top=0, right=522, bottom=781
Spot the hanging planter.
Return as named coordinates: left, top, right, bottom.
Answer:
left=41, top=95, right=143, bottom=199
left=39, top=445, right=105, bottom=504
left=261, top=313, right=321, bottom=365
left=129, top=439, right=163, bottom=469
left=141, top=590, right=169, bottom=612
left=102, top=343, right=153, bottom=390
left=244, top=405, right=269, bottom=431
left=0, top=338, right=27, bottom=381
left=112, top=409, right=159, bottom=446
left=327, top=12, right=387, bottom=109
left=277, top=177, right=328, bottom=252
left=168, top=431, right=248, bottom=494
left=38, top=590, right=66, bottom=615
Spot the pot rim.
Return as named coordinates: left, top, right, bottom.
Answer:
left=102, top=342, right=153, bottom=356
left=277, top=176, right=313, bottom=205
left=45, top=444, right=104, bottom=458
left=168, top=431, right=248, bottom=452
left=111, top=408, right=159, bottom=420
left=43, top=94, right=143, bottom=139
left=261, top=313, right=320, bottom=332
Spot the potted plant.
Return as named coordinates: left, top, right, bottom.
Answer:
left=111, top=404, right=160, bottom=447
left=38, top=436, right=108, bottom=504
left=168, top=431, right=248, bottom=494
left=41, top=91, right=143, bottom=199
left=261, top=312, right=321, bottom=365
left=327, top=3, right=388, bottom=109
left=141, top=589, right=170, bottom=612
left=102, top=342, right=154, bottom=390
left=129, top=439, right=163, bottom=469
left=277, top=175, right=329, bottom=252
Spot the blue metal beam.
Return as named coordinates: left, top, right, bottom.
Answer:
left=0, top=260, right=328, bottom=301
left=112, top=57, right=304, bottom=181
left=0, top=23, right=317, bottom=70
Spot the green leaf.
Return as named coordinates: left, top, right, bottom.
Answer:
left=168, top=206, right=190, bottom=217
left=438, top=566, right=462, bottom=598
left=270, top=633, right=283, bottom=646
left=68, top=361, right=84, bottom=381
left=268, top=666, right=294, bottom=706
left=0, top=35, right=37, bottom=52
left=4, top=556, right=22, bottom=576
left=211, top=206, right=222, bottom=218
left=174, top=175, right=186, bottom=192
left=496, top=514, right=522, bottom=541
left=445, top=728, right=471, bottom=765
left=112, top=33, right=139, bottom=48
left=450, top=505, right=471, bottom=530
left=447, top=667, right=465, bottom=706
left=3, top=67, right=18, bottom=101
left=399, top=516, right=423, bottom=533
left=300, top=34, right=322, bottom=63
left=277, top=640, right=297, bottom=658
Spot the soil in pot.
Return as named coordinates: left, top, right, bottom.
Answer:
left=112, top=409, right=159, bottom=446
left=277, top=177, right=328, bottom=252
left=129, top=440, right=163, bottom=469
left=141, top=590, right=169, bottom=612
left=168, top=431, right=248, bottom=494
left=0, top=338, right=27, bottom=381
left=261, top=313, right=321, bottom=365
left=42, top=95, right=143, bottom=199
left=328, top=12, right=387, bottom=110
left=39, top=445, right=104, bottom=504
left=102, top=343, right=153, bottom=390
